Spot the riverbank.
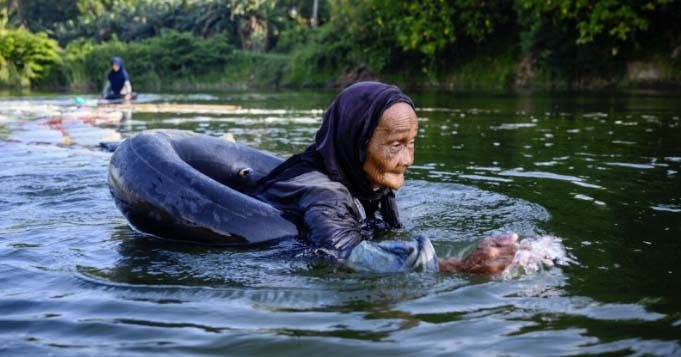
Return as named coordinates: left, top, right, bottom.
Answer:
left=101, top=55, right=681, bottom=93
left=3, top=28, right=679, bottom=93
left=56, top=38, right=681, bottom=93
left=50, top=54, right=681, bottom=93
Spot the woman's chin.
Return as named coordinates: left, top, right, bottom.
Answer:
left=381, top=174, right=405, bottom=190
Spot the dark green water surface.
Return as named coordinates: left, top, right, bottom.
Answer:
left=0, top=90, right=679, bottom=356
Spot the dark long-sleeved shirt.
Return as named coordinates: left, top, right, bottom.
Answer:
left=255, top=170, right=439, bottom=272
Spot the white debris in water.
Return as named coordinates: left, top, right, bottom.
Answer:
left=534, top=161, right=558, bottom=167
left=611, top=140, right=636, bottom=145
left=606, top=162, right=656, bottom=169
left=651, top=204, right=681, bottom=213
left=572, top=181, right=604, bottom=189
left=583, top=112, right=608, bottom=119
left=491, top=123, right=537, bottom=130
left=499, top=169, right=582, bottom=182
left=458, top=174, right=513, bottom=183
left=502, top=235, right=571, bottom=279
left=417, top=107, right=459, bottom=112
left=221, top=133, right=236, bottom=142
left=467, top=165, right=502, bottom=172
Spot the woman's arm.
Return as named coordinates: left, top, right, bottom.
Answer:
left=303, top=203, right=437, bottom=272
left=304, top=203, right=517, bottom=274
left=121, top=80, right=132, bottom=97
left=272, top=172, right=517, bottom=274
left=102, top=81, right=111, bottom=98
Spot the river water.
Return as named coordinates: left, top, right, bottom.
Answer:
left=1, top=90, right=679, bottom=356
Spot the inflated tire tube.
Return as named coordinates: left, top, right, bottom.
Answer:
left=108, top=129, right=299, bottom=245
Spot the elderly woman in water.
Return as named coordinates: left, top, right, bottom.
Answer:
left=254, top=81, right=518, bottom=273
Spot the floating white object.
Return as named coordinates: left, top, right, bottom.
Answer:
left=222, top=133, right=236, bottom=142
left=503, top=235, right=571, bottom=278
left=98, top=103, right=241, bottom=114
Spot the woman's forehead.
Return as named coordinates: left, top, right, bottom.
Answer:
left=378, top=104, right=417, bottom=128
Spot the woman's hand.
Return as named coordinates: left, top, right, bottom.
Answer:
left=438, top=233, right=518, bottom=274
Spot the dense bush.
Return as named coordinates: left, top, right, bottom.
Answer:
left=515, top=0, right=679, bottom=81
left=65, top=31, right=236, bottom=90
left=2, top=0, right=680, bottom=90
left=0, top=27, right=62, bottom=87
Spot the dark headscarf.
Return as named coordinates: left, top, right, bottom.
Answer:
left=108, top=57, right=129, bottom=95
left=257, top=81, right=415, bottom=228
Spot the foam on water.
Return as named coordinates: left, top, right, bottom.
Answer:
left=651, top=204, right=681, bottom=213
left=503, top=235, right=572, bottom=279
left=491, top=123, right=537, bottom=130
left=606, top=162, right=656, bottom=169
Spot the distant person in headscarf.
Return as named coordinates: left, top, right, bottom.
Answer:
left=253, top=81, right=518, bottom=273
left=102, top=57, right=133, bottom=100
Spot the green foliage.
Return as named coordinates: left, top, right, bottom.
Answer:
left=0, top=27, right=62, bottom=87
left=225, top=50, right=288, bottom=86
left=2, top=0, right=680, bottom=90
left=517, top=0, right=672, bottom=46
left=371, top=0, right=511, bottom=56
left=296, top=0, right=516, bottom=78
left=283, top=26, right=351, bottom=86
left=514, top=0, right=678, bottom=82
left=324, top=0, right=394, bottom=71
left=3, top=0, right=306, bottom=51
left=62, top=39, right=95, bottom=88
left=64, top=31, right=235, bottom=90
left=62, top=31, right=293, bottom=90
left=58, top=0, right=238, bottom=45
left=12, top=0, right=80, bottom=34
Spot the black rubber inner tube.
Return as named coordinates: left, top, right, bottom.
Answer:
left=108, top=129, right=298, bottom=245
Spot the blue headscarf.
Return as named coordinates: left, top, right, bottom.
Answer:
left=257, top=81, right=415, bottom=227
left=108, top=57, right=129, bottom=95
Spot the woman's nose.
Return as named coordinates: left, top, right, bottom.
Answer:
left=398, top=148, right=413, bottom=167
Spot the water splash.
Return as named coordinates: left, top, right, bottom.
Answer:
left=503, top=235, right=572, bottom=279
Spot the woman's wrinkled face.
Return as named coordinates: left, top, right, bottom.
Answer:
left=363, top=102, right=418, bottom=190
left=112, top=62, right=120, bottom=72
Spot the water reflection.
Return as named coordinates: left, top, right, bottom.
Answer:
left=1, top=91, right=680, bottom=355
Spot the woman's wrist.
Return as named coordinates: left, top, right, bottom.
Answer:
left=438, top=257, right=465, bottom=273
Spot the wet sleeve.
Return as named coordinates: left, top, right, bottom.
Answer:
left=303, top=202, right=364, bottom=257
left=303, top=201, right=439, bottom=273
left=345, top=236, right=439, bottom=273
left=122, top=80, right=132, bottom=95
left=102, top=82, right=111, bottom=98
